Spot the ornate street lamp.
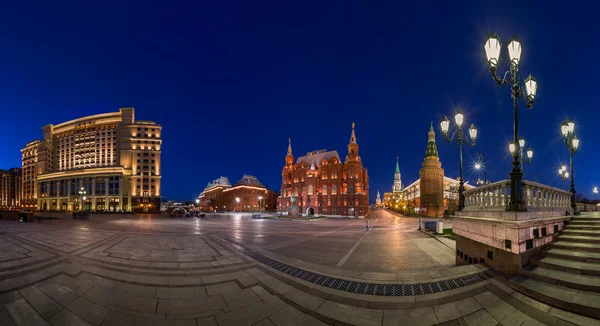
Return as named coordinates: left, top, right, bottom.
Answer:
left=561, top=119, right=580, bottom=212
left=558, top=165, right=569, bottom=189
left=440, top=110, right=478, bottom=211
left=78, top=187, right=87, bottom=212
left=593, top=186, right=597, bottom=203
left=509, top=137, right=533, bottom=165
left=484, top=34, right=538, bottom=211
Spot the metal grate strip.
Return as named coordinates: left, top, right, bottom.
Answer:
left=224, top=238, right=492, bottom=297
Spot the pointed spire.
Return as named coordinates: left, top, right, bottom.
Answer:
left=425, top=122, right=439, bottom=158
left=287, top=138, right=292, bottom=156
left=395, top=157, right=400, bottom=173
left=428, top=121, right=436, bottom=142
left=350, top=122, right=356, bottom=144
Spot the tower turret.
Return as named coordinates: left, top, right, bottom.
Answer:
left=419, top=122, right=444, bottom=217
left=393, top=156, right=403, bottom=193
left=347, top=122, right=359, bottom=161
left=285, top=138, right=294, bottom=166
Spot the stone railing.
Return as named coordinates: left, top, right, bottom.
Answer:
left=463, top=180, right=573, bottom=212
left=522, top=180, right=572, bottom=211
left=463, top=180, right=511, bottom=211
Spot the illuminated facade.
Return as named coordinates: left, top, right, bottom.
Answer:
left=21, top=108, right=162, bottom=212
left=199, top=175, right=278, bottom=212
left=277, top=124, right=369, bottom=217
left=383, top=125, right=474, bottom=216
left=0, top=168, right=22, bottom=209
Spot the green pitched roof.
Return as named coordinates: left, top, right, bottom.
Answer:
left=395, top=159, right=400, bottom=173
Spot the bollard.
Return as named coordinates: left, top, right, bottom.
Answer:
left=366, top=220, right=369, bottom=231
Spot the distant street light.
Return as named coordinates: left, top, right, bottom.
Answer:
left=561, top=119, right=579, bottom=212
left=593, top=187, right=598, bottom=203
left=235, top=197, right=240, bottom=212
left=78, top=187, right=87, bottom=212
left=475, top=153, right=487, bottom=185
left=440, top=111, right=478, bottom=211
left=258, top=196, right=263, bottom=213
left=559, top=165, right=569, bottom=189
left=484, top=33, right=538, bottom=211
left=195, top=198, right=199, bottom=209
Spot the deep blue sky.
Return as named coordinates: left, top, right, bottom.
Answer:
left=0, top=1, right=598, bottom=202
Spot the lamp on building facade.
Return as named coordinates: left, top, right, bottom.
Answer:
left=235, top=197, right=240, bottom=212
left=440, top=110, right=478, bottom=211
left=258, top=196, right=263, bottom=213
left=78, top=187, right=87, bottom=212
left=484, top=34, right=538, bottom=211
left=561, top=119, right=579, bottom=212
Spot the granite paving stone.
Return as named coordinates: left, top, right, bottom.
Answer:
left=156, top=286, right=196, bottom=299
left=215, top=295, right=287, bottom=326
left=486, top=300, right=517, bottom=321
left=112, top=282, right=157, bottom=298
left=156, top=296, right=227, bottom=315
left=18, top=286, right=63, bottom=319
left=472, top=291, right=502, bottom=309
left=383, top=307, right=438, bottom=326
left=462, top=309, right=498, bottom=326
left=222, top=288, right=261, bottom=310
left=267, top=304, right=306, bottom=326
left=5, top=298, right=50, bottom=326
left=452, top=297, right=483, bottom=317
left=47, top=308, right=94, bottom=326
left=66, top=298, right=110, bottom=325
left=0, top=310, right=16, bottom=326
left=317, top=300, right=382, bottom=326
left=254, top=318, right=277, bottom=326
left=283, top=288, right=325, bottom=312
left=205, top=281, right=242, bottom=296
left=433, top=302, right=462, bottom=323
left=296, top=315, right=330, bottom=326
left=85, top=284, right=157, bottom=313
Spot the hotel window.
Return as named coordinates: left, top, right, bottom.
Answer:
left=332, top=185, right=337, bottom=195
left=308, top=185, right=313, bottom=195
left=322, top=185, right=327, bottom=195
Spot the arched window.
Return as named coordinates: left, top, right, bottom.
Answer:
left=308, top=185, right=313, bottom=195
left=332, top=185, right=337, bottom=195
left=322, top=185, right=327, bottom=195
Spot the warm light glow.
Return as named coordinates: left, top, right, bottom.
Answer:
left=475, top=163, right=481, bottom=170
left=594, top=187, right=598, bottom=194
left=519, top=138, right=525, bottom=149
left=454, top=111, right=464, bottom=127
left=258, top=196, right=263, bottom=200
left=561, top=121, right=569, bottom=137
left=509, top=143, right=516, bottom=154
left=468, top=123, right=477, bottom=140
left=507, top=36, right=522, bottom=65
left=572, top=136, right=579, bottom=150
left=565, top=172, right=570, bottom=178
left=558, top=168, right=562, bottom=175
left=195, top=199, right=199, bottom=203
left=235, top=197, right=240, bottom=203
left=440, top=116, right=450, bottom=134
left=568, top=119, right=575, bottom=133
left=484, top=33, right=501, bottom=68
left=526, top=148, right=533, bottom=159
left=524, top=74, right=537, bottom=100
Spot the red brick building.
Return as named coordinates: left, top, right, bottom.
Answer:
left=199, top=175, right=278, bottom=212
left=277, top=124, right=369, bottom=217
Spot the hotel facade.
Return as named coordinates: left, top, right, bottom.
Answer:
left=0, top=168, right=22, bottom=209
left=21, top=108, right=162, bottom=212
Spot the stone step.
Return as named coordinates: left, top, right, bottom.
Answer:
left=570, top=218, right=600, bottom=223
left=534, top=256, right=600, bottom=276
left=558, top=234, right=600, bottom=244
left=551, top=241, right=600, bottom=253
left=544, top=248, right=600, bottom=263
left=563, top=229, right=600, bottom=236
left=522, top=265, right=600, bottom=292
left=565, top=224, right=600, bottom=230
left=510, top=274, right=600, bottom=319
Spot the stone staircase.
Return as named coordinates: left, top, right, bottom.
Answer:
left=510, top=213, right=600, bottom=319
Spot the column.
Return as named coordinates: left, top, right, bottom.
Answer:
left=105, top=178, right=109, bottom=211
left=118, top=177, right=123, bottom=211
left=127, top=177, right=132, bottom=212
left=56, top=181, right=60, bottom=210
left=91, top=178, right=96, bottom=210
left=67, top=180, right=71, bottom=211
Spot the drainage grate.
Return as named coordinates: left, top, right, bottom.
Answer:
left=223, top=238, right=492, bottom=297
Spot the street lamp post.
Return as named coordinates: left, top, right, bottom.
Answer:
left=440, top=111, right=478, bottom=211
left=195, top=199, right=199, bottom=209
left=561, top=119, right=580, bottom=213
left=509, top=137, right=533, bottom=168
left=258, top=196, right=263, bottom=213
left=594, top=187, right=598, bottom=211
left=78, top=187, right=87, bottom=212
left=484, top=34, right=538, bottom=211
left=475, top=153, right=487, bottom=185
left=235, top=197, right=240, bottom=212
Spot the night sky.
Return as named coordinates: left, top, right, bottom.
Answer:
left=0, top=1, right=598, bottom=203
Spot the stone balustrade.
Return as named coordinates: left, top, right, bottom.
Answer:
left=462, top=180, right=572, bottom=213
